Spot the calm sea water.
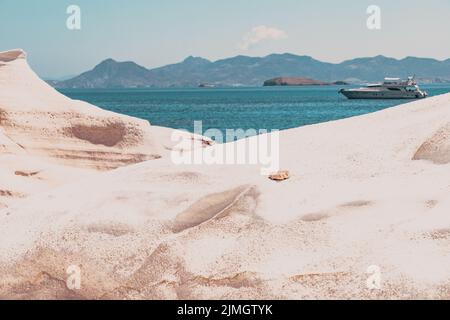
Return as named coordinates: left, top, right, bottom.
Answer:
left=60, top=85, right=450, bottom=137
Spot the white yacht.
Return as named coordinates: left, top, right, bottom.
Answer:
left=339, top=77, right=428, bottom=99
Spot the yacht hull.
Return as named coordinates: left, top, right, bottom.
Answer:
left=340, top=90, right=427, bottom=100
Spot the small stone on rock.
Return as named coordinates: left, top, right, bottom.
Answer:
left=269, top=170, right=290, bottom=181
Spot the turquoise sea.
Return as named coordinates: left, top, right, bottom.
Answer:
left=60, top=84, right=450, bottom=137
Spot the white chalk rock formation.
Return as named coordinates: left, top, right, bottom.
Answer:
left=1, top=49, right=450, bottom=300
left=0, top=49, right=162, bottom=170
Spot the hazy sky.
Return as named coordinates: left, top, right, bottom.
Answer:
left=1, top=0, right=449, bottom=78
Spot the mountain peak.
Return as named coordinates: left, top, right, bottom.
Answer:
left=182, top=56, right=211, bottom=64
left=58, top=58, right=151, bottom=89
left=372, top=55, right=398, bottom=61
left=98, top=58, right=118, bottom=65
left=92, top=58, right=147, bottom=72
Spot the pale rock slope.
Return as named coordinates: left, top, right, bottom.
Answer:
left=0, top=49, right=162, bottom=170
left=1, top=50, right=450, bottom=299
left=0, top=49, right=208, bottom=216
left=0, top=127, right=23, bottom=154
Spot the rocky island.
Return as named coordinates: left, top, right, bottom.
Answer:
left=263, top=77, right=348, bottom=86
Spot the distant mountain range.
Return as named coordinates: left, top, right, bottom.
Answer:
left=52, top=53, right=450, bottom=89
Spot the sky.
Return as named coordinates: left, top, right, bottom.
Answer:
left=1, top=0, right=449, bottom=79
